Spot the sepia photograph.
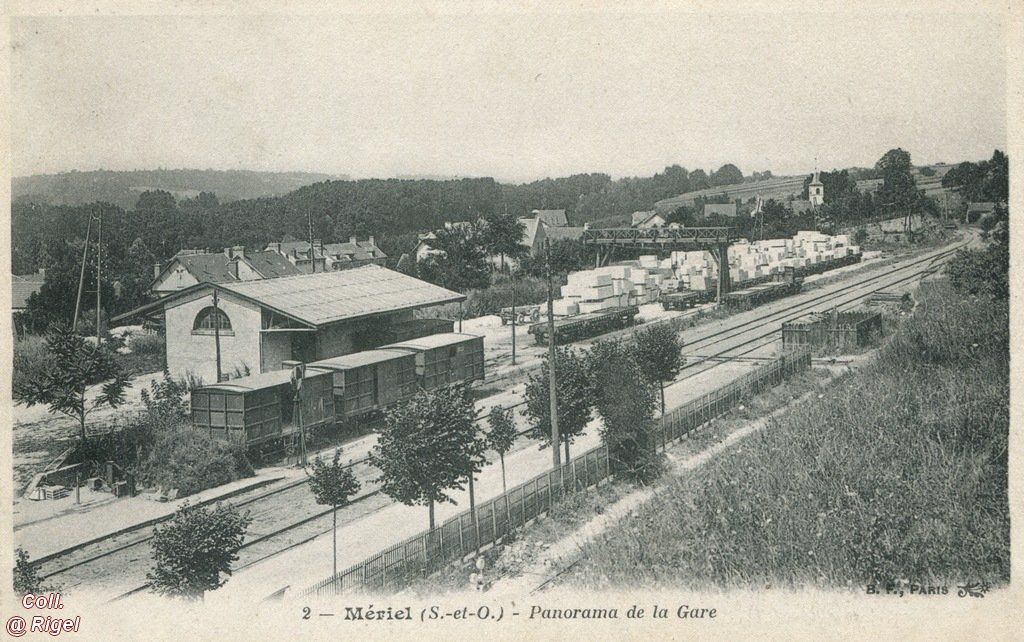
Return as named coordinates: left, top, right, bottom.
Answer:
left=2, top=1, right=1018, bottom=639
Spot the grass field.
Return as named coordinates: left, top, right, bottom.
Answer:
left=567, top=278, right=1009, bottom=591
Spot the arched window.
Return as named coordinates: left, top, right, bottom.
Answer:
left=193, top=306, right=233, bottom=333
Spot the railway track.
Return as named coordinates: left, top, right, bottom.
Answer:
left=36, top=238, right=964, bottom=600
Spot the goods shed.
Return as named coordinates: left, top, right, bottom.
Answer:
left=112, top=265, right=465, bottom=384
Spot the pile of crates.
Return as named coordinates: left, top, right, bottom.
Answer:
left=556, top=261, right=674, bottom=316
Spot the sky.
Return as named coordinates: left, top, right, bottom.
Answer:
left=8, top=4, right=1009, bottom=183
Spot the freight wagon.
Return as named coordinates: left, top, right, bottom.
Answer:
left=528, top=305, right=639, bottom=346
left=189, top=333, right=485, bottom=452
left=190, top=367, right=335, bottom=446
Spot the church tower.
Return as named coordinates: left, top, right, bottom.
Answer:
left=809, top=172, right=824, bottom=207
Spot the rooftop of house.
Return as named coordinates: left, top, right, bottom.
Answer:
left=158, top=249, right=301, bottom=287
left=531, top=209, right=568, bottom=227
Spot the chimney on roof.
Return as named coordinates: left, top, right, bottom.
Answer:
left=38, top=267, right=46, bottom=278
left=349, top=236, right=357, bottom=245
left=232, top=246, right=245, bottom=259
left=368, top=235, right=375, bottom=246
left=153, top=263, right=162, bottom=279
left=229, top=258, right=239, bottom=280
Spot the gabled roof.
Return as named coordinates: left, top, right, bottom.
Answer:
left=631, top=210, right=663, bottom=226
left=531, top=209, right=568, bottom=227
left=322, top=240, right=387, bottom=262
left=241, top=251, right=306, bottom=278
left=12, top=273, right=45, bottom=310
left=156, top=250, right=301, bottom=286
left=118, top=265, right=465, bottom=328
left=517, top=217, right=544, bottom=248
left=703, top=203, right=738, bottom=217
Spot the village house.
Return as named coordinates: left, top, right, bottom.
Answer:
left=113, top=265, right=463, bottom=384
left=530, top=209, right=568, bottom=227
left=151, top=247, right=302, bottom=298
left=264, top=237, right=387, bottom=272
left=630, top=210, right=666, bottom=228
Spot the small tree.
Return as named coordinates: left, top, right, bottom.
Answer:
left=589, top=339, right=662, bottom=483
left=13, top=547, right=52, bottom=595
left=481, top=211, right=527, bottom=271
left=523, top=347, right=593, bottom=463
left=371, top=385, right=486, bottom=530
left=14, top=327, right=131, bottom=442
left=486, top=405, right=517, bottom=493
left=633, top=324, right=685, bottom=418
left=147, top=501, right=252, bottom=600
left=306, top=449, right=361, bottom=578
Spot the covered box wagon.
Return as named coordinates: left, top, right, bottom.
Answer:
left=315, top=349, right=419, bottom=418
left=190, top=367, right=335, bottom=445
left=382, top=333, right=485, bottom=390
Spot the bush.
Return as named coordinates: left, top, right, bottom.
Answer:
left=141, top=427, right=253, bottom=497
left=128, top=332, right=164, bottom=355
left=12, top=334, right=48, bottom=400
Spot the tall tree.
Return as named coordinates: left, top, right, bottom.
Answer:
left=306, top=448, right=361, bottom=578
left=416, top=223, right=491, bottom=291
left=147, top=501, right=252, bottom=600
left=481, top=211, right=526, bottom=271
left=874, top=148, right=922, bottom=215
left=523, top=347, right=593, bottom=463
left=588, top=338, right=662, bottom=482
left=371, top=385, right=485, bottom=530
left=14, top=328, right=131, bottom=442
left=633, top=324, right=685, bottom=418
left=710, top=163, right=744, bottom=187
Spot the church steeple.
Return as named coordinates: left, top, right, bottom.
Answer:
left=809, top=171, right=824, bottom=207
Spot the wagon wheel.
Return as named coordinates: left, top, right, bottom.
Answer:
left=531, top=308, right=540, bottom=322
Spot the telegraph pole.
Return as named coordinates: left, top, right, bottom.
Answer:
left=95, top=211, right=102, bottom=344
left=307, top=210, right=317, bottom=273
left=510, top=280, right=517, bottom=365
left=213, top=289, right=223, bottom=383
left=544, top=240, right=561, bottom=472
left=72, top=215, right=93, bottom=333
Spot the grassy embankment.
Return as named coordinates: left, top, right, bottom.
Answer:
left=568, top=278, right=1009, bottom=590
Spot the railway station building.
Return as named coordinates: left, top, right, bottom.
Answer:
left=113, top=265, right=464, bottom=385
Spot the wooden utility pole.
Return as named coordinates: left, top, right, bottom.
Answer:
left=544, top=240, right=561, bottom=472
left=72, top=214, right=93, bottom=333
left=95, top=212, right=103, bottom=344
left=510, top=281, right=517, bottom=366
left=307, top=210, right=317, bottom=273
left=213, top=289, right=223, bottom=383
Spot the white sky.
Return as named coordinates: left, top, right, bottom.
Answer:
left=8, top=3, right=1009, bottom=182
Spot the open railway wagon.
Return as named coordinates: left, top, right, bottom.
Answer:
left=661, top=290, right=702, bottom=311
left=190, top=367, right=335, bottom=455
left=722, top=278, right=804, bottom=311
left=528, top=305, right=640, bottom=346
left=381, top=332, right=486, bottom=389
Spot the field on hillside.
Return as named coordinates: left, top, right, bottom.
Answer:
left=567, top=278, right=1009, bottom=591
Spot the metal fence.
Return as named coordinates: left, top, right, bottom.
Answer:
left=303, top=349, right=811, bottom=597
